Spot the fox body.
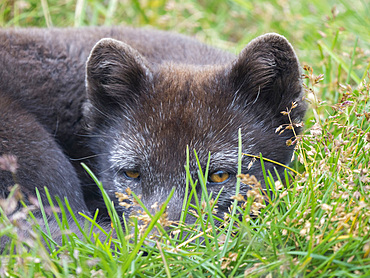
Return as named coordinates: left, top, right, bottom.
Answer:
left=0, top=27, right=306, bottom=228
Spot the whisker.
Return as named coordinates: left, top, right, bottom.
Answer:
left=75, top=133, right=116, bottom=139
left=69, top=153, right=110, bottom=161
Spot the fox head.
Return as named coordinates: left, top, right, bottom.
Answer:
left=83, top=33, right=306, bottom=223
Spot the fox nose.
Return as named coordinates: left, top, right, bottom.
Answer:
left=140, top=186, right=185, bottom=223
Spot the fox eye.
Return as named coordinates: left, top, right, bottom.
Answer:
left=208, top=170, right=230, bottom=184
left=124, top=170, right=140, bottom=180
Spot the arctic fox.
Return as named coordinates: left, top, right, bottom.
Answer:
left=0, top=27, right=306, bottom=229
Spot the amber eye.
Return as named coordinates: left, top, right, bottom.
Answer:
left=124, top=170, right=140, bottom=180
left=208, top=170, right=230, bottom=184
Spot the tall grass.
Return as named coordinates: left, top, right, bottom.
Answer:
left=0, top=0, right=370, bottom=276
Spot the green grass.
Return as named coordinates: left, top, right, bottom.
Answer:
left=1, top=0, right=370, bottom=277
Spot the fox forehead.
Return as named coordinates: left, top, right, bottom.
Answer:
left=106, top=66, right=256, bottom=174
left=132, top=65, right=243, bottom=131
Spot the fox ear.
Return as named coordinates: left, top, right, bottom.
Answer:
left=85, top=38, right=152, bottom=118
left=229, top=33, right=304, bottom=120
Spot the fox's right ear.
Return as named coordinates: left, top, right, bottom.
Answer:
left=85, top=38, right=152, bottom=120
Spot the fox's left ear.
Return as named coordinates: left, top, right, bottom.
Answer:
left=228, top=33, right=305, bottom=120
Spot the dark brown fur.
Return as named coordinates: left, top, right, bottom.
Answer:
left=0, top=27, right=306, bottom=232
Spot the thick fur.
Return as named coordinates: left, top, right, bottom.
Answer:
left=0, top=95, right=92, bottom=247
left=0, top=27, right=306, bottom=230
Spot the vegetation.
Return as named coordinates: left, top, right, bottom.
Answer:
left=0, top=0, right=369, bottom=277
